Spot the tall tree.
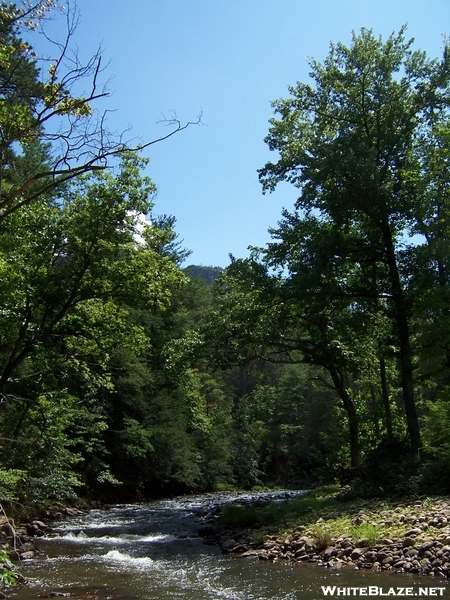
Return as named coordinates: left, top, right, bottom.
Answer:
left=0, top=153, right=184, bottom=389
left=212, top=248, right=378, bottom=468
left=258, top=27, right=450, bottom=452
left=0, top=152, right=193, bottom=501
left=412, top=120, right=450, bottom=389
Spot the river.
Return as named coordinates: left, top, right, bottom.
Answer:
left=7, top=492, right=449, bottom=599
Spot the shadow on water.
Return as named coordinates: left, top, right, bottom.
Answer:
left=6, top=492, right=450, bottom=600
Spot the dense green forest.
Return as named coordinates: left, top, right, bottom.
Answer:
left=0, top=4, right=449, bottom=510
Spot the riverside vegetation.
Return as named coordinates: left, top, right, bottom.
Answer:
left=214, top=488, right=450, bottom=579
left=1, top=1, right=450, bottom=591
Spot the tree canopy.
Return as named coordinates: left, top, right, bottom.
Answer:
left=256, top=26, right=450, bottom=454
left=1, top=15, right=450, bottom=509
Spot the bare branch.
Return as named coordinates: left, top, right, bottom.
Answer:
left=133, top=110, right=204, bottom=152
left=0, top=3, right=202, bottom=222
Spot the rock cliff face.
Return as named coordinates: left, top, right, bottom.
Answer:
left=183, top=265, right=224, bottom=284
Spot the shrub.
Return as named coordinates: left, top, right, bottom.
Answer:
left=311, top=523, right=332, bottom=551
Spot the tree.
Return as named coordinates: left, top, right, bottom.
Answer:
left=99, top=265, right=236, bottom=496
left=212, top=250, right=376, bottom=468
left=0, top=153, right=183, bottom=387
left=0, top=151, right=197, bottom=501
left=0, top=1, right=201, bottom=222
left=0, top=2, right=206, bottom=503
left=411, top=119, right=450, bottom=390
left=258, top=27, right=450, bottom=453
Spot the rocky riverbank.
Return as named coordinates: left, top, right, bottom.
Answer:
left=0, top=506, right=84, bottom=591
left=212, top=494, right=450, bottom=579
left=0, top=507, right=84, bottom=561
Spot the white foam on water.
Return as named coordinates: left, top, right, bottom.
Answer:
left=41, top=531, right=174, bottom=544
left=44, top=550, right=155, bottom=569
left=102, top=549, right=155, bottom=568
left=134, top=533, right=176, bottom=543
left=54, top=518, right=135, bottom=531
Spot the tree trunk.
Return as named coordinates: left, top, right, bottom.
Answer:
left=379, top=355, right=393, bottom=440
left=328, top=366, right=360, bottom=467
left=381, top=216, right=421, bottom=452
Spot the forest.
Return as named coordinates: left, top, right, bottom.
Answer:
left=0, top=2, right=450, bottom=513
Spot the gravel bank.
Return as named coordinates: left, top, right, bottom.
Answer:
left=216, top=496, right=450, bottom=579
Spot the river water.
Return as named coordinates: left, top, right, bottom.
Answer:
left=7, top=492, right=450, bottom=600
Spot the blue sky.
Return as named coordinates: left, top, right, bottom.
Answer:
left=49, top=0, right=450, bottom=267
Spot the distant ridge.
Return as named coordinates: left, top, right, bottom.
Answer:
left=183, top=265, right=224, bottom=284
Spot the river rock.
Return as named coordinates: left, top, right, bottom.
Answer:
left=240, top=549, right=262, bottom=558
left=404, top=528, right=421, bottom=537
left=350, top=548, right=365, bottom=560
left=62, top=507, right=83, bottom=516
left=18, top=541, right=35, bottom=552
left=229, top=544, right=248, bottom=553
left=394, top=559, right=407, bottom=568
left=377, top=550, right=390, bottom=563
left=402, top=537, right=416, bottom=547
left=323, top=546, right=338, bottom=560
left=364, top=550, right=377, bottom=562
left=419, top=540, right=435, bottom=553
left=205, top=491, right=450, bottom=579
left=0, top=520, right=15, bottom=537
left=303, top=538, right=316, bottom=552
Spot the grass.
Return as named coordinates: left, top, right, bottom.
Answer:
left=422, top=497, right=433, bottom=510
left=220, top=504, right=261, bottom=528
left=310, top=523, right=333, bottom=551
left=214, top=482, right=239, bottom=493
left=348, top=523, right=382, bottom=546
left=218, top=485, right=416, bottom=547
left=219, top=485, right=340, bottom=529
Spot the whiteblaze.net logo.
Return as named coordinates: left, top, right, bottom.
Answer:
left=321, top=586, right=446, bottom=597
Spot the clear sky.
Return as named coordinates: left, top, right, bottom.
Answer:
left=48, top=0, right=450, bottom=267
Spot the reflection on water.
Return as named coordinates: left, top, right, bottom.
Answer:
left=7, top=494, right=450, bottom=600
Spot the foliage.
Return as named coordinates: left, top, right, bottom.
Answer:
left=311, top=523, right=333, bottom=551
left=348, top=523, right=381, bottom=546
left=0, top=2, right=213, bottom=506
left=0, top=469, right=26, bottom=501
left=411, top=396, right=450, bottom=494
left=0, top=391, right=109, bottom=502
left=219, top=486, right=339, bottom=530
left=220, top=504, right=261, bottom=528
left=209, top=26, right=450, bottom=485
left=1, top=19, right=450, bottom=508
left=257, top=26, right=450, bottom=454
left=0, top=549, right=16, bottom=586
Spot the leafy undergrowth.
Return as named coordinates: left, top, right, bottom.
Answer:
left=0, top=549, right=19, bottom=587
